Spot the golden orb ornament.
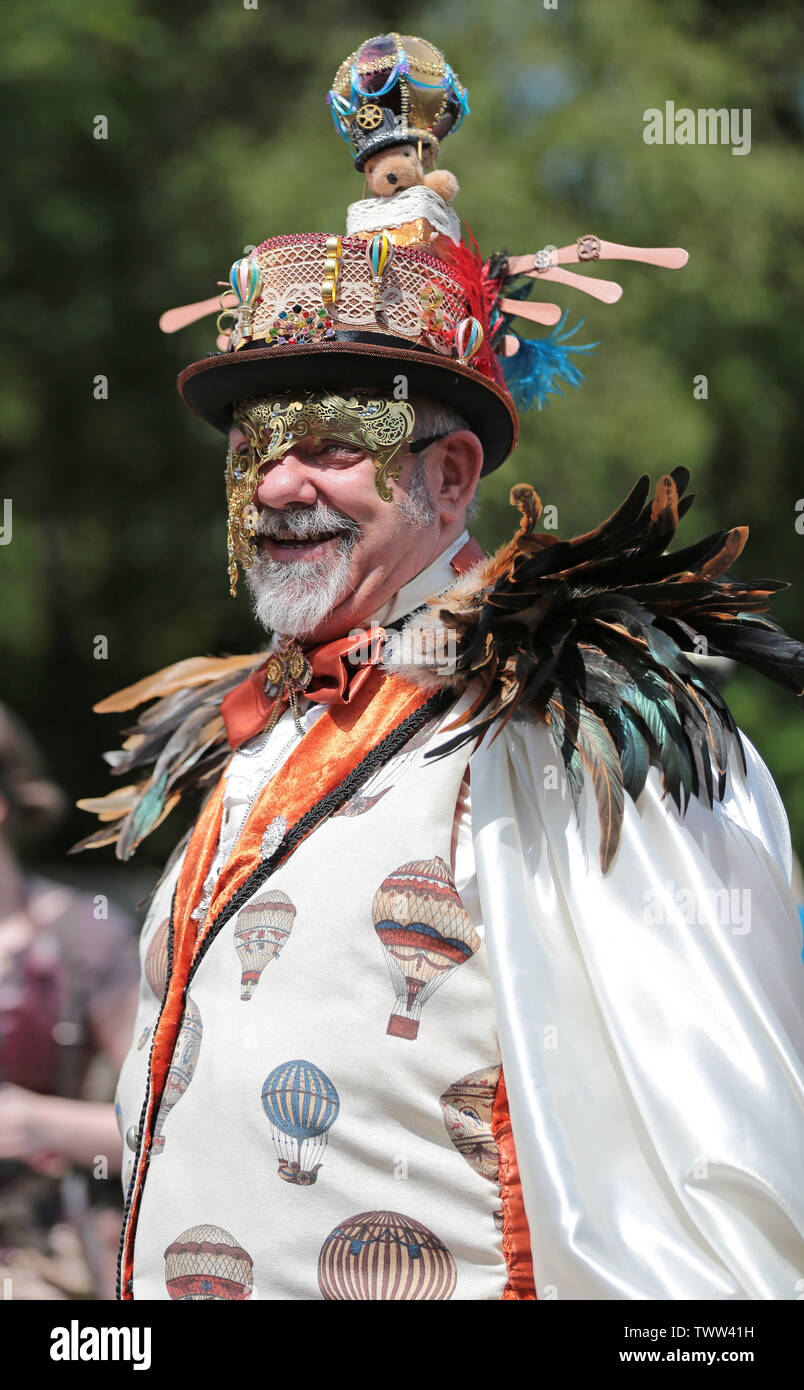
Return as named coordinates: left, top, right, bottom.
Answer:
left=328, top=33, right=469, bottom=171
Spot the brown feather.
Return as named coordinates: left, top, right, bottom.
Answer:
left=93, top=652, right=262, bottom=713
left=548, top=696, right=625, bottom=872
left=701, top=526, right=749, bottom=577
left=75, top=784, right=143, bottom=817
left=650, top=473, right=679, bottom=528
left=67, top=823, right=126, bottom=854
left=408, top=471, right=802, bottom=872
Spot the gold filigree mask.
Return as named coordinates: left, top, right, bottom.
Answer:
left=225, top=389, right=417, bottom=596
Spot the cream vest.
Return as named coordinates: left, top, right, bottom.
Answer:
left=116, top=707, right=509, bottom=1300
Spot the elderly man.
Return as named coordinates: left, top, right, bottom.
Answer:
left=79, top=38, right=803, bottom=1302
left=86, top=375, right=803, bottom=1302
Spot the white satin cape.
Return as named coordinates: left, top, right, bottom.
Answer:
left=469, top=722, right=804, bottom=1299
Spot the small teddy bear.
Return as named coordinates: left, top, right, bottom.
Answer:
left=346, top=142, right=461, bottom=251
left=364, top=145, right=459, bottom=203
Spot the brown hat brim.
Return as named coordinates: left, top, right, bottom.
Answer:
left=177, top=334, right=518, bottom=475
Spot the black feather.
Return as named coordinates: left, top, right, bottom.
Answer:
left=425, top=472, right=803, bottom=872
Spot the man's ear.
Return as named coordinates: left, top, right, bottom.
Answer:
left=433, top=430, right=484, bottom=521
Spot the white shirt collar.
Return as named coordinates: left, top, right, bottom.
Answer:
left=370, top=530, right=471, bottom=628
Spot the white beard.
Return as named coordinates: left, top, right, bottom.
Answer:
left=245, top=503, right=359, bottom=639
left=244, top=462, right=436, bottom=639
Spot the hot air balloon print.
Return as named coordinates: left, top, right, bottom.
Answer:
left=233, top=889, right=297, bottom=1000
left=318, top=1211, right=456, bottom=1301
left=440, top=1065, right=503, bottom=1228
left=144, top=917, right=170, bottom=1000
left=440, top=1065, right=501, bottom=1180
left=373, top=856, right=480, bottom=1039
left=261, top=1059, right=339, bottom=1185
left=137, top=916, right=171, bottom=1049
left=152, top=995, right=202, bottom=1154
left=164, top=1224, right=253, bottom=1300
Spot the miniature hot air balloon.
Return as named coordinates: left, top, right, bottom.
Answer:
left=261, top=1059, right=340, bottom=1185
left=365, top=230, right=395, bottom=309
left=227, top=256, right=262, bottom=340
left=164, top=1223, right=254, bottom=1300
left=318, top=1210, right=456, bottom=1300
left=233, top=889, right=297, bottom=1001
left=152, top=995, right=203, bottom=1154
left=373, top=856, right=480, bottom=1039
left=454, top=315, right=484, bottom=365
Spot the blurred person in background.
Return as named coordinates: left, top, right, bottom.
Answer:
left=0, top=703, right=139, bottom=1299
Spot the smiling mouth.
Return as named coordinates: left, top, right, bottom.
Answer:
left=261, top=530, right=345, bottom=552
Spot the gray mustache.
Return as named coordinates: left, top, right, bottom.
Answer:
left=257, top=505, right=362, bottom=542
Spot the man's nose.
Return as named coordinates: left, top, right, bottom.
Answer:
left=252, top=448, right=320, bottom=508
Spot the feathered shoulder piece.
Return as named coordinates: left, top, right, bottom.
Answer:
left=75, top=472, right=802, bottom=877
left=393, top=469, right=804, bottom=871
left=72, top=652, right=266, bottom=862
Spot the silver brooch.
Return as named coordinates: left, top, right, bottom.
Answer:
left=190, top=873, right=216, bottom=925
left=260, top=815, right=287, bottom=859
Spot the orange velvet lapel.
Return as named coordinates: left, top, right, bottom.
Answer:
left=493, top=1067, right=537, bottom=1299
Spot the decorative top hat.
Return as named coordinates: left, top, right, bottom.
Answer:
left=161, top=34, right=689, bottom=478
left=177, top=231, right=518, bottom=475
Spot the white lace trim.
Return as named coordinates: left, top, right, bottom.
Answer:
left=346, top=186, right=461, bottom=244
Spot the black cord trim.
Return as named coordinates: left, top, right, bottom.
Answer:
left=187, top=689, right=452, bottom=987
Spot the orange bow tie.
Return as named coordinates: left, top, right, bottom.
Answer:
left=221, top=627, right=385, bottom=750
left=220, top=539, right=485, bottom=750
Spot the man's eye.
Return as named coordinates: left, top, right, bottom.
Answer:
left=322, top=443, right=361, bottom=456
